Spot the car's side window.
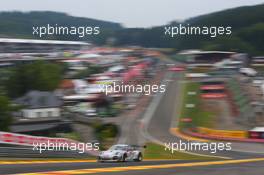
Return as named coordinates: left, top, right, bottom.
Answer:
left=127, top=146, right=133, bottom=151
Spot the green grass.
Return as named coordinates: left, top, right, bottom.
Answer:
left=252, top=65, right=264, bottom=72
left=179, top=82, right=214, bottom=130
left=144, top=143, right=217, bottom=160
left=188, top=67, right=212, bottom=73
left=60, top=132, right=82, bottom=141
left=94, top=123, right=119, bottom=150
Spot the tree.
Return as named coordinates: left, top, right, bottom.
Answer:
left=202, top=36, right=257, bottom=54
left=0, top=96, right=12, bottom=131
left=7, top=61, right=62, bottom=98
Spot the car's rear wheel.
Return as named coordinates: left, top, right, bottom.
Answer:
left=134, top=153, right=143, bottom=162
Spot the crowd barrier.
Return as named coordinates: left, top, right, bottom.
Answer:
left=248, top=130, right=264, bottom=139
left=184, top=127, right=264, bottom=143
left=0, top=131, right=98, bottom=156
left=0, top=131, right=75, bottom=146
left=197, top=127, right=247, bottom=139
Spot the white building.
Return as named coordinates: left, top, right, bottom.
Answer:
left=14, top=91, right=62, bottom=119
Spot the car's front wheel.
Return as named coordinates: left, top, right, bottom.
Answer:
left=122, top=154, right=127, bottom=162
left=97, top=157, right=104, bottom=162
left=134, top=153, right=143, bottom=162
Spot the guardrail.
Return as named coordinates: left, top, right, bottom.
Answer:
left=184, top=129, right=264, bottom=143
left=0, top=131, right=98, bottom=157
left=0, top=131, right=73, bottom=146
left=197, top=127, right=247, bottom=139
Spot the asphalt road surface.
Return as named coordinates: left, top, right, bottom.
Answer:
left=1, top=158, right=264, bottom=174
left=147, top=71, right=264, bottom=159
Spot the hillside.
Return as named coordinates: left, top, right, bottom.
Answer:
left=183, top=4, right=264, bottom=55
left=0, top=11, right=122, bottom=43
left=187, top=4, right=264, bottom=29
left=113, top=4, right=264, bottom=55
left=0, top=4, right=263, bottom=55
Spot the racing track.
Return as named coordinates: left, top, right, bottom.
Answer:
left=1, top=158, right=264, bottom=174
left=1, top=65, right=264, bottom=175
left=147, top=71, right=264, bottom=159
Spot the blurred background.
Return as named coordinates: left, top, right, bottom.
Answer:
left=0, top=1, right=264, bottom=175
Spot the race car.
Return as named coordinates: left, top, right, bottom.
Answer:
left=97, top=144, right=145, bottom=162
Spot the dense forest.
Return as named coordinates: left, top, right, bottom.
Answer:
left=111, top=4, right=264, bottom=55
left=0, top=4, right=263, bottom=55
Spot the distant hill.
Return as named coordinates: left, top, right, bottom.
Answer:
left=182, top=4, right=264, bottom=54
left=0, top=4, right=263, bottom=55
left=187, top=4, right=264, bottom=29
left=0, top=11, right=122, bottom=43
left=112, top=4, right=264, bottom=55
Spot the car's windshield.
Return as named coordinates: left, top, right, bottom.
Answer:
left=109, top=145, right=128, bottom=151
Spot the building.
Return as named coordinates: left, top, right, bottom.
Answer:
left=0, top=38, right=89, bottom=54
left=178, top=50, right=236, bottom=67
left=251, top=56, right=264, bottom=67
left=14, top=91, right=62, bottom=119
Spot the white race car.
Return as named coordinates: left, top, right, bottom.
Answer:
left=97, top=144, right=145, bottom=162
